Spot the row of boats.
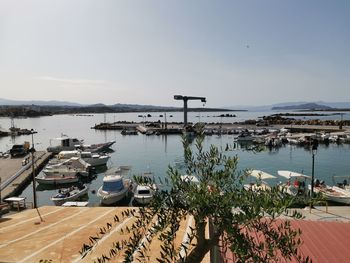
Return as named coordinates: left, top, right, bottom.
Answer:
left=34, top=136, right=158, bottom=206
left=246, top=170, right=350, bottom=205
left=234, top=129, right=350, bottom=147
left=49, top=166, right=157, bottom=206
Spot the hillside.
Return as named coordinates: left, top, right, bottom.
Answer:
left=271, top=103, right=332, bottom=111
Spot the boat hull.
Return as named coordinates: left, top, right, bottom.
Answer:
left=36, top=175, right=79, bottom=185
left=97, top=187, right=128, bottom=205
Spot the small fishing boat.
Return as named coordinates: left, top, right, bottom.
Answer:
left=278, top=170, right=310, bottom=196
left=36, top=174, right=79, bottom=185
left=50, top=184, right=89, bottom=206
left=244, top=170, right=276, bottom=191
left=235, top=131, right=255, bottom=142
left=52, top=150, right=110, bottom=167
left=314, top=185, right=350, bottom=205
left=44, top=157, right=91, bottom=177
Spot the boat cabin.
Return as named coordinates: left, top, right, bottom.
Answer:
left=102, top=175, right=124, bottom=192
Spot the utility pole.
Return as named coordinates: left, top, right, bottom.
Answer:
left=31, top=129, right=37, bottom=208
left=174, top=95, right=206, bottom=127
left=310, top=139, right=318, bottom=199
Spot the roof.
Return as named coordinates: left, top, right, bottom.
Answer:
left=103, top=174, right=122, bottom=182
left=220, top=219, right=350, bottom=263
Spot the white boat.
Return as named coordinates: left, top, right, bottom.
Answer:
left=244, top=170, right=276, bottom=191
left=44, top=157, right=91, bottom=177
left=133, top=184, right=157, bottom=205
left=180, top=174, right=200, bottom=184
left=235, top=131, right=255, bottom=142
left=133, top=172, right=157, bottom=205
left=79, top=141, right=116, bottom=153
left=278, top=170, right=310, bottom=196
left=53, top=150, right=110, bottom=167
left=97, top=174, right=132, bottom=205
left=47, top=136, right=115, bottom=154
left=47, top=137, right=84, bottom=153
left=36, top=174, right=79, bottom=185
left=314, top=185, right=350, bottom=205
left=50, top=184, right=89, bottom=206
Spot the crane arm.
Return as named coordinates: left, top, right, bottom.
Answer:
left=174, top=95, right=206, bottom=103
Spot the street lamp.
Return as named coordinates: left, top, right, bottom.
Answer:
left=30, top=129, right=37, bottom=208
left=310, top=139, right=319, bottom=198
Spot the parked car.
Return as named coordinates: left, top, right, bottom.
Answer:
left=10, top=142, right=29, bottom=157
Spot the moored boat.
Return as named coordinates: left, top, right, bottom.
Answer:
left=97, top=174, right=132, bottom=205
left=278, top=170, right=310, bottom=196
left=53, top=150, right=110, bottom=167
left=244, top=169, right=276, bottom=191
left=50, top=184, right=89, bottom=206
left=44, top=157, right=91, bottom=177
left=36, top=174, right=79, bottom=185
left=314, top=185, right=350, bottom=205
left=133, top=172, right=157, bottom=205
left=47, top=136, right=115, bottom=154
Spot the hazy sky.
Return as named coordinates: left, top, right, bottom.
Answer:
left=1, top=0, right=349, bottom=107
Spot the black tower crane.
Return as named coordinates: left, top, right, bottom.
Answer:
left=174, top=95, right=206, bottom=127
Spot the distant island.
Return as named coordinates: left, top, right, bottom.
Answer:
left=271, top=103, right=332, bottom=111
left=0, top=104, right=244, bottom=118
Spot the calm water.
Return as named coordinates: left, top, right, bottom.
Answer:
left=1, top=112, right=349, bottom=206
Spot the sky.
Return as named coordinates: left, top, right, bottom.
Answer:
left=0, top=0, right=349, bottom=107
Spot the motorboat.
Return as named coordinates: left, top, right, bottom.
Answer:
left=278, top=170, right=310, bottom=196
left=47, top=136, right=115, bottom=154
left=36, top=173, right=79, bottom=185
left=44, top=157, right=91, bottom=177
left=133, top=172, right=157, bottom=205
left=244, top=170, right=276, bottom=191
left=78, top=141, right=116, bottom=153
left=50, top=184, right=89, bottom=206
left=121, top=129, right=138, bottom=135
left=52, top=150, right=110, bottom=167
left=235, top=131, right=255, bottom=142
left=97, top=172, right=132, bottom=205
left=133, top=184, right=157, bottom=205
left=180, top=174, right=200, bottom=184
left=313, top=185, right=350, bottom=205
left=47, top=137, right=84, bottom=153
left=332, top=175, right=350, bottom=191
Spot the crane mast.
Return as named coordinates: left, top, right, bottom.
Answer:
left=174, top=95, right=206, bottom=127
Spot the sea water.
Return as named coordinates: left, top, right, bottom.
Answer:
left=0, top=112, right=349, bottom=206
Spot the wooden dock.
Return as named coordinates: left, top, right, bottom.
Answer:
left=0, top=151, right=52, bottom=199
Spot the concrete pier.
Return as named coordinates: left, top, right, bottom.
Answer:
left=0, top=151, right=52, bottom=199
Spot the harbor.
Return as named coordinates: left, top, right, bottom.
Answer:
left=0, top=112, right=350, bottom=208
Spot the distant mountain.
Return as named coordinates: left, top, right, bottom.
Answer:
left=272, top=103, right=332, bottom=111
left=0, top=98, right=83, bottom=107
left=229, top=101, right=350, bottom=111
